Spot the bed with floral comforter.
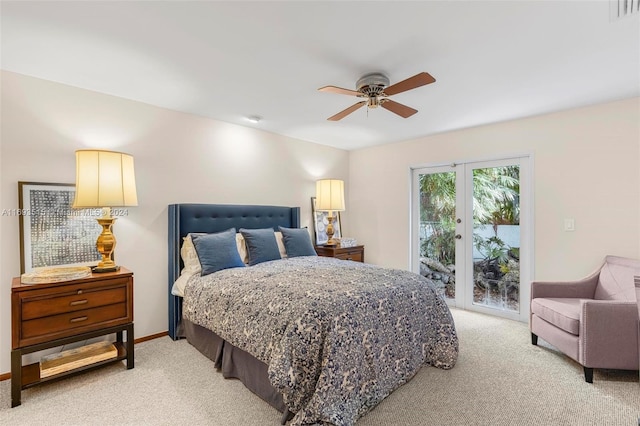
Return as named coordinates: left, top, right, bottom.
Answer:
left=183, top=256, right=458, bottom=426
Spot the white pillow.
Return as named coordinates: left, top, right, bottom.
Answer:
left=171, top=271, right=195, bottom=297
left=235, top=233, right=249, bottom=264
left=180, top=234, right=202, bottom=275
left=275, top=231, right=288, bottom=259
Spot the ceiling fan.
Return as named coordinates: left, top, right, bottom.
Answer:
left=318, top=72, right=436, bottom=121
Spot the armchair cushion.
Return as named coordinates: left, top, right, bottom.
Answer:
left=531, top=298, right=584, bottom=335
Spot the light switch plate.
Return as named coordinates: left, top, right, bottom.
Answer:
left=564, top=218, right=575, bottom=231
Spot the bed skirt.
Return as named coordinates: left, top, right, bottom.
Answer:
left=183, top=318, right=286, bottom=413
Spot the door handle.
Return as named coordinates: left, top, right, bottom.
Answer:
left=455, top=234, right=462, bottom=239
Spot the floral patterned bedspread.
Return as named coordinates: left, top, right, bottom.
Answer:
left=183, top=256, right=458, bottom=426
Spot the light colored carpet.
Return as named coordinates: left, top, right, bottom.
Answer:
left=1, top=308, right=638, bottom=425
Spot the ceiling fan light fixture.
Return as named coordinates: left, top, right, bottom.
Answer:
left=367, top=97, right=380, bottom=109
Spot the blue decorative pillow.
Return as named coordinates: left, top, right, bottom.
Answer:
left=191, top=228, right=246, bottom=276
left=278, top=226, right=317, bottom=257
left=239, top=228, right=281, bottom=266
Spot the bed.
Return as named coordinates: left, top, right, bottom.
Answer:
left=168, top=203, right=458, bottom=426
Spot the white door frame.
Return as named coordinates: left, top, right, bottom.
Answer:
left=410, top=154, right=533, bottom=323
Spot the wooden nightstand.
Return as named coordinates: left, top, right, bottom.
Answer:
left=11, top=267, right=134, bottom=407
left=315, top=245, right=365, bottom=262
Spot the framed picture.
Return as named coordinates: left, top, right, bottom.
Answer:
left=311, top=196, right=341, bottom=245
left=18, top=182, right=102, bottom=273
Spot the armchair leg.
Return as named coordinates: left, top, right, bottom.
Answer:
left=531, top=333, right=538, bottom=345
left=583, top=367, right=593, bottom=383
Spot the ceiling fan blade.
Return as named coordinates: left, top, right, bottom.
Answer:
left=318, top=85, right=361, bottom=97
left=381, top=99, right=418, bottom=118
left=383, top=72, right=436, bottom=96
left=327, top=101, right=366, bottom=121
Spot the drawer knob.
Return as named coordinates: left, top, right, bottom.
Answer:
left=70, top=299, right=88, bottom=306
left=69, top=316, right=88, bottom=323
left=77, top=290, right=83, bottom=295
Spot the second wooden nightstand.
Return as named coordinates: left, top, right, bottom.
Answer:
left=315, top=245, right=365, bottom=262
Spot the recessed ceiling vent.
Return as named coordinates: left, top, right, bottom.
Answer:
left=610, top=0, right=639, bottom=21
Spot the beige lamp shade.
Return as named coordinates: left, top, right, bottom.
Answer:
left=315, top=179, right=345, bottom=212
left=73, top=150, right=138, bottom=208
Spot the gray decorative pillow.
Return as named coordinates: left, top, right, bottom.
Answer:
left=278, top=226, right=317, bottom=257
left=239, top=228, right=281, bottom=266
left=191, top=228, right=246, bottom=276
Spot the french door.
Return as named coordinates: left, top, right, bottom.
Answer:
left=411, top=157, right=531, bottom=321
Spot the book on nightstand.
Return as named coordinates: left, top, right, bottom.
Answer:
left=39, top=341, right=118, bottom=378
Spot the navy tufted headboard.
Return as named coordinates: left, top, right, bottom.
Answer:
left=167, top=203, right=301, bottom=339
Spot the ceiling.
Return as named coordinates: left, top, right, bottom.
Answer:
left=1, top=1, right=639, bottom=151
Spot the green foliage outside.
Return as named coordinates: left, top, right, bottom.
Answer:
left=420, top=166, right=520, bottom=267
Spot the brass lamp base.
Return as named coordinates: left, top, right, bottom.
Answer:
left=325, top=215, right=339, bottom=246
left=93, top=213, right=119, bottom=273
left=92, top=265, right=120, bottom=273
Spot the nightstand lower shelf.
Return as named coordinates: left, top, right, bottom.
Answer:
left=11, top=323, right=134, bottom=407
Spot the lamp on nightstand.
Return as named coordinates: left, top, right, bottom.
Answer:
left=72, top=150, right=138, bottom=273
left=315, top=179, right=345, bottom=246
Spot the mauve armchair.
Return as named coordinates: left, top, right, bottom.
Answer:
left=530, top=255, right=640, bottom=383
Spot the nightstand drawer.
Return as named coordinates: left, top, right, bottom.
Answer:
left=22, top=303, right=128, bottom=341
left=22, top=286, right=127, bottom=320
left=335, top=251, right=363, bottom=262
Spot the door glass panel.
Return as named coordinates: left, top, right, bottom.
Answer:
left=418, top=171, right=456, bottom=301
left=471, top=165, right=520, bottom=312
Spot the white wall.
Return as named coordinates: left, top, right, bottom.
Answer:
left=349, top=97, right=640, bottom=283
left=0, top=71, right=349, bottom=375
left=2, top=70, right=638, bottom=375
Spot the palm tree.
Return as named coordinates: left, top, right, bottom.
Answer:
left=472, top=166, right=519, bottom=226
left=419, top=172, right=456, bottom=264
left=419, top=171, right=456, bottom=222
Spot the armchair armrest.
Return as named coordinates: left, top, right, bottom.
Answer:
left=531, top=269, right=599, bottom=300
left=580, top=300, right=639, bottom=369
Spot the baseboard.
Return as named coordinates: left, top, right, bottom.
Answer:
left=0, top=330, right=170, bottom=381
left=134, top=331, right=168, bottom=344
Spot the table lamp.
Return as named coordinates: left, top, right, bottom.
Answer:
left=315, top=179, right=345, bottom=246
left=72, top=150, right=138, bottom=272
